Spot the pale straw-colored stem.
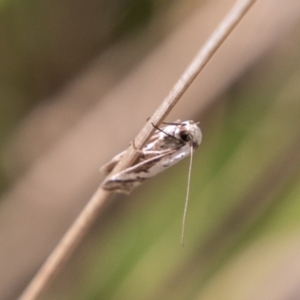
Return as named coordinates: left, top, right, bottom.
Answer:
left=19, top=1, right=256, bottom=299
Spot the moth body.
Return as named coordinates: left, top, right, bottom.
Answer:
left=101, top=120, right=202, bottom=194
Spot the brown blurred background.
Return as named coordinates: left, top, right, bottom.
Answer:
left=1, top=0, right=300, bottom=299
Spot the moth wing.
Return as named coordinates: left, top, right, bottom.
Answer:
left=101, top=120, right=177, bottom=176
left=100, top=150, right=126, bottom=175
left=100, top=130, right=163, bottom=175
left=145, top=130, right=161, bottom=145
left=102, top=149, right=177, bottom=194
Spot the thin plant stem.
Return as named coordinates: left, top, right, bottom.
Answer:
left=19, top=0, right=256, bottom=299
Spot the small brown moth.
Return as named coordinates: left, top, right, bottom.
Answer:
left=101, top=120, right=202, bottom=245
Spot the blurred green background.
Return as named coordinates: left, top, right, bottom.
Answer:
left=1, top=1, right=300, bottom=300
left=0, top=0, right=163, bottom=192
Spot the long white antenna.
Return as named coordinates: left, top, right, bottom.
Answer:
left=181, top=145, right=194, bottom=247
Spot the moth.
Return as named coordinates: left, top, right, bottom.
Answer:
left=100, top=120, right=202, bottom=244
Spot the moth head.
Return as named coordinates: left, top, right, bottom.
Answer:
left=179, top=130, right=191, bottom=142
left=178, top=121, right=202, bottom=149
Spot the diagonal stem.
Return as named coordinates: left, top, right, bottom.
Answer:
left=19, top=1, right=256, bottom=299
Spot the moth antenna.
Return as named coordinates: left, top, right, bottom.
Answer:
left=181, top=145, right=193, bottom=247
left=151, top=123, right=182, bottom=143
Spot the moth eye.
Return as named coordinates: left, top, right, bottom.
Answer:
left=180, top=131, right=190, bottom=142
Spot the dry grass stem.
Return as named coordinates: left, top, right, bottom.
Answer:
left=109, top=0, right=256, bottom=176
left=19, top=0, right=256, bottom=299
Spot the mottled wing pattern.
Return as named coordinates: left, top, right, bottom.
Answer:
left=100, top=120, right=202, bottom=194
left=102, top=149, right=177, bottom=194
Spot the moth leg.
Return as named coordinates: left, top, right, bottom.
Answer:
left=131, top=139, right=144, bottom=154
left=132, top=139, right=172, bottom=156
left=100, top=150, right=126, bottom=174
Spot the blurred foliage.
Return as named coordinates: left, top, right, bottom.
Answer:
left=0, top=0, right=170, bottom=193
left=45, top=34, right=300, bottom=299
left=2, top=1, right=300, bottom=299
